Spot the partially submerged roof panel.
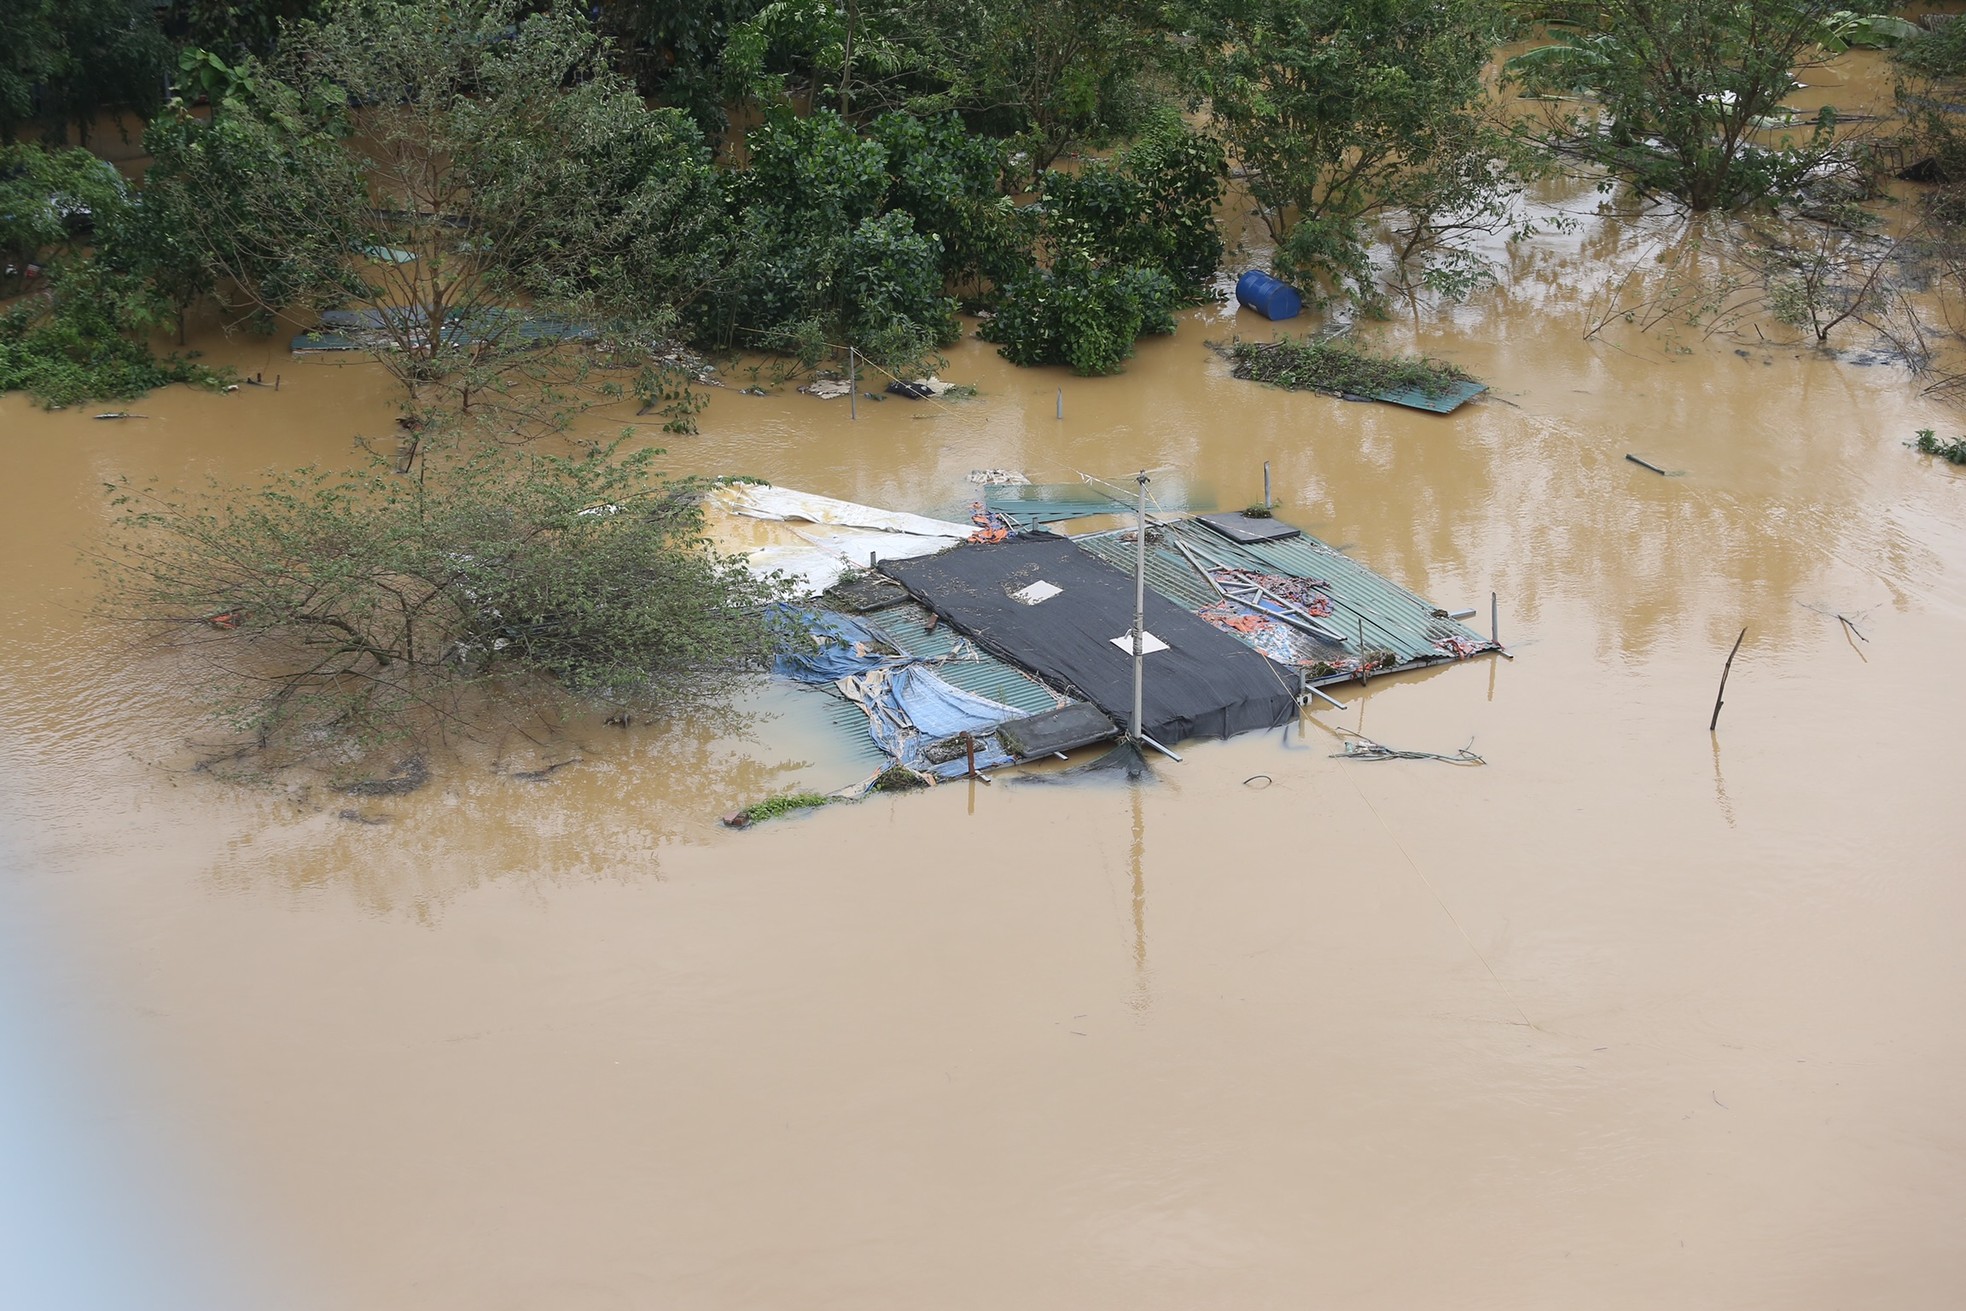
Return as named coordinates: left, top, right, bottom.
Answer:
left=1075, top=517, right=1497, bottom=683
left=879, top=536, right=1298, bottom=745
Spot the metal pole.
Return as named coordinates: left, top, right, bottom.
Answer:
left=1056, top=388, right=1063, bottom=420
left=848, top=347, right=857, bottom=421
left=1490, top=591, right=1498, bottom=645
left=1263, top=461, right=1271, bottom=511
left=1131, top=470, right=1150, bottom=744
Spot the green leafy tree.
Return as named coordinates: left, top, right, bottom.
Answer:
left=0, top=0, right=174, bottom=144
left=703, top=107, right=956, bottom=374
left=981, top=257, right=1178, bottom=375
left=101, top=431, right=790, bottom=758
left=1174, top=0, right=1514, bottom=305
left=0, top=259, right=222, bottom=406
left=0, top=144, right=129, bottom=273
left=913, top=0, right=1163, bottom=179
left=870, top=110, right=1029, bottom=291
left=1508, top=1, right=1902, bottom=212
left=164, top=0, right=325, bottom=59
left=143, top=0, right=728, bottom=429
left=592, top=0, right=764, bottom=136
left=1041, top=121, right=1226, bottom=295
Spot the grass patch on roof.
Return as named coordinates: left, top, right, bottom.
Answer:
left=1226, top=335, right=1475, bottom=400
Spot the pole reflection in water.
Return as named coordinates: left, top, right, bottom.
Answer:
left=1127, top=777, right=1151, bottom=1015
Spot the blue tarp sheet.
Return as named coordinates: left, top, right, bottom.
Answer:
left=842, top=665, right=1019, bottom=778
left=772, top=608, right=908, bottom=683
left=773, top=607, right=1021, bottom=776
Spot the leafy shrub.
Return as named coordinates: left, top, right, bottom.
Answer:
left=1914, top=427, right=1966, bottom=464
left=1043, top=123, right=1226, bottom=294
left=870, top=110, right=1030, bottom=290
left=982, top=257, right=1178, bottom=375
left=0, top=262, right=223, bottom=407
left=0, top=144, right=130, bottom=273
left=703, top=108, right=960, bottom=377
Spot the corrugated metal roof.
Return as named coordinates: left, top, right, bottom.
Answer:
left=1074, top=517, right=1497, bottom=686
left=862, top=600, right=1073, bottom=716
left=1372, top=380, right=1487, bottom=413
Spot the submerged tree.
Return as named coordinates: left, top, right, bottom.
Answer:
left=1507, top=1, right=1910, bottom=212
left=101, top=429, right=789, bottom=760
left=1172, top=0, right=1518, bottom=305
left=144, top=0, right=727, bottom=430
left=0, top=0, right=174, bottom=144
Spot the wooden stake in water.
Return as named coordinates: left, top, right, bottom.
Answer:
left=1710, top=627, right=1747, bottom=731
left=848, top=347, right=857, bottom=421
left=1491, top=591, right=1499, bottom=645
left=1056, top=388, right=1063, bottom=420
left=1263, top=460, right=1271, bottom=510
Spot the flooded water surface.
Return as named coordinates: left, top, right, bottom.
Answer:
left=4, top=151, right=1966, bottom=1307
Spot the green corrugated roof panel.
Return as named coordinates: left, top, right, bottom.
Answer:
left=1370, top=380, right=1487, bottom=413
left=863, top=601, right=1072, bottom=717
left=1073, top=517, right=1496, bottom=683
left=820, top=693, right=895, bottom=767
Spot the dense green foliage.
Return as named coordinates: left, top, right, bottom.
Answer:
left=102, top=437, right=790, bottom=754
left=982, top=258, right=1178, bottom=375
left=0, top=262, right=224, bottom=407
left=1914, top=428, right=1966, bottom=464
left=0, top=144, right=127, bottom=272
left=1507, top=1, right=1884, bottom=211
left=1173, top=0, right=1516, bottom=303
left=0, top=0, right=174, bottom=143
left=143, top=0, right=729, bottom=422
left=705, top=107, right=958, bottom=372
left=1227, top=336, right=1476, bottom=399
left=978, top=121, right=1222, bottom=374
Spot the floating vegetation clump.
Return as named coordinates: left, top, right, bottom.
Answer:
left=741, top=791, right=830, bottom=823
left=1914, top=428, right=1966, bottom=465
left=1227, top=336, right=1475, bottom=400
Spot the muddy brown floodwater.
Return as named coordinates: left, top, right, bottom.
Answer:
left=6, top=134, right=1966, bottom=1306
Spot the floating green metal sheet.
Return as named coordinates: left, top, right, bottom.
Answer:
left=1367, top=380, right=1487, bottom=414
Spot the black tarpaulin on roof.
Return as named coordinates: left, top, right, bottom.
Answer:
left=878, top=535, right=1299, bottom=745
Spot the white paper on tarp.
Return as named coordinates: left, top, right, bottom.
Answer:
left=704, top=483, right=973, bottom=595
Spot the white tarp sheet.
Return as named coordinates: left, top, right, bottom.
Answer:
left=703, top=483, right=972, bottom=595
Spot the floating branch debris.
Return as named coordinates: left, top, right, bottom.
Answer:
left=1332, top=730, right=1486, bottom=765
left=1224, top=336, right=1486, bottom=413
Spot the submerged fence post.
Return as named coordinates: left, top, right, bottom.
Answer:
left=848, top=347, right=857, bottom=421
left=1056, top=388, right=1063, bottom=420
left=1263, top=460, right=1272, bottom=511
left=1491, top=591, right=1499, bottom=646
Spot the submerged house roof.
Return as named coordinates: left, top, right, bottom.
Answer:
left=1074, top=516, right=1498, bottom=684
left=718, top=483, right=1496, bottom=788
left=879, top=535, right=1300, bottom=745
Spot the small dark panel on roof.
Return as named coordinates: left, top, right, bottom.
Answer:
left=1196, top=512, right=1304, bottom=545
left=879, top=536, right=1298, bottom=745
left=997, top=702, right=1117, bottom=758
left=822, top=573, right=909, bottom=613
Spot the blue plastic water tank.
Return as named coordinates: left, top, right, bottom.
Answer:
left=1235, top=269, right=1303, bottom=321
